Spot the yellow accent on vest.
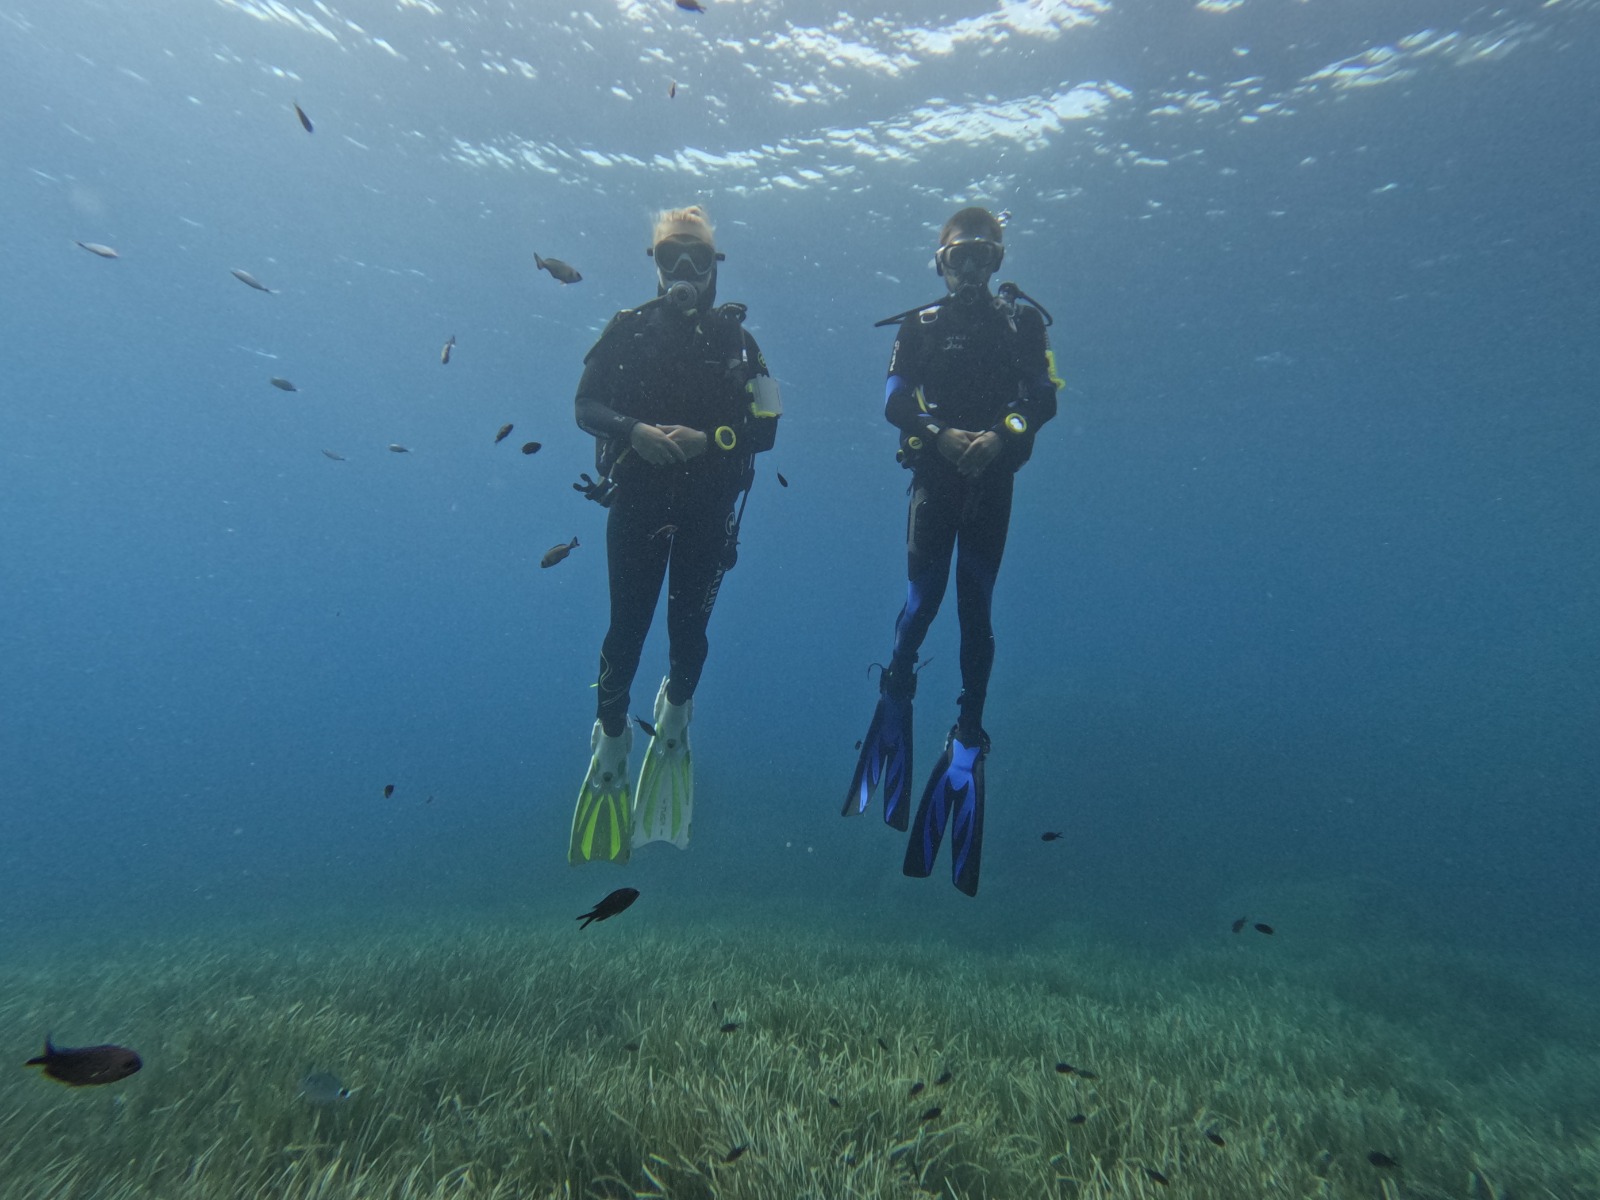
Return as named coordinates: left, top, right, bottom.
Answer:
left=714, top=426, right=737, bottom=451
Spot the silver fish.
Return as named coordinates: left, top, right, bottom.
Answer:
left=298, top=1071, right=353, bottom=1106
left=321, top=450, right=346, bottom=461
left=75, top=241, right=119, bottom=259
left=388, top=443, right=410, bottom=454
left=231, top=269, right=275, bottom=293
left=440, top=334, right=455, bottom=365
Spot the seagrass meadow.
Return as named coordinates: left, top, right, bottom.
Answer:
left=2, top=911, right=1596, bottom=1200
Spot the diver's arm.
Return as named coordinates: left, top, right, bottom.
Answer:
left=708, top=329, right=779, bottom=459
left=574, top=317, right=641, bottom=442
left=884, top=320, right=941, bottom=442
left=990, top=306, right=1060, bottom=468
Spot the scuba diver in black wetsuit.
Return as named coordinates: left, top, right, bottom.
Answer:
left=568, top=206, right=781, bottom=866
left=845, top=206, right=1061, bottom=896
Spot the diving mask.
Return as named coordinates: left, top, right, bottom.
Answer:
left=649, top=237, right=724, bottom=285
left=936, top=237, right=1004, bottom=283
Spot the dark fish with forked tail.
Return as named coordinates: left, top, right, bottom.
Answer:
left=1254, top=923, right=1274, bottom=936
left=1367, top=1151, right=1399, bottom=1169
left=577, top=887, right=638, bottom=929
left=521, top=441, right=542, bottom=455
left=26, top=1037, right=141, bottom=1086
left=1041, top=831, right=1063, bottom=841
left=534, top=253, right=582, bottom=284
left=541, top=537, right=578, bottom=568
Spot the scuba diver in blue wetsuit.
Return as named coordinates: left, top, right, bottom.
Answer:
left=845, top=206, right=1061, bottom=896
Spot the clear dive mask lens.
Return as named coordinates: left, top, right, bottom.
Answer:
left=651, top=239, right=721, bottom=281
left=937, top=238, right=1003, bottom=277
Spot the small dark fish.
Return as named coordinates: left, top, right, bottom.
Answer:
left=1205, top=1129, right=1225, bottom=1147
left=1231, top=916, right=1247, bottom=933
left=1367, top=1151, right=1399, bottom=1169
left=1145, top=1167, right=1170, bottom=1186
left=299, top=1071, right=353, bottom=1106
left=1254, top=923, right=1274, bottom=936
left=776, top=471, right=788, bottom=487
left=633, top=715, right=658, bottom=737
left=440, top=334, right=455, bottom=365
left=1075, top=1069, right=1099, bottom=1080
left=75, top=241, right=119, bottom=259
left=495, top=423, right=514, bottom=444
left=669, top=81, right=677, bottom=99
left=908, top=1081, right=924, bottom=1097
left=541, top=536, right=579, bottom=569
left=721, top=1145, right=746, bottom=1164
left=383, top=784, right=394, bottom=798
left=650, top=524, right=678, bottom=540
left=577, top=886, right=639, bottom=929
left=624, top=1041, right=640, bottom=1052
left=230, top=268, right=275, bottom=293
left=1041, top=831, right=1064, bottom=841
left=827, top=1096, right=841, bottom=1108
left=1055, top=1063, right=1075, bottom=1074
left=25, top=1038, right=141, bottom=1086
left=521, top=441, right=542, bottom=455
left=1067, top=1113, right=1087, bottom=1125
left=269, top=377, right=298, bottom=392
left=388, top=443, right=411, bottom=454
left=918, top=1105, right=941, bottom=1123
left=934, top=1070, right=952, bottom=1086
left=321, top=450, right=346, bottom=461
left=876, top=1037, right=890, bottom=1052
left=711, top=999, right=721, bottom=1013
left=719, top=1022, right=740, bottom=1033
left=855, top=739, right=863, bottom=749
left=675, top=0, right=706, bottom=11
left=534, top=253, right=582, bottom=284
left=293, top=102, right=313, bottom=133
left=425, top=794, right=434, bottom=804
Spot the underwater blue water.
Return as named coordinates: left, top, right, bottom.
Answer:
left=2, top=0, right=1596, bottom=963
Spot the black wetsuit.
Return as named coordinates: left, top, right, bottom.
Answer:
left=575, top=299, right=777, bottom=737
left=879, top=288, right=1059, bottom=737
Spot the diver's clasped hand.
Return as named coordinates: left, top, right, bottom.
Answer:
left=937, top=428, right=1001, bottom=478
left=630, top=421, right=688, bottom=465
left=630, top=421, right=707, bottom=464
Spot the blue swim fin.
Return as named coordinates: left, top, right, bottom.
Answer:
left=903, top=728, right=987, bottom=896
left=844, top=689, right=913, bottom=830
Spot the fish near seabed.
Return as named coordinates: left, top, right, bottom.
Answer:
left=577, top=887, right=639, bottom=929
left=299, top=1071, right=354, bottom=1106
left=231, top=269, right=275, bottom=293
left=26, top=1037, right=142, bottom=1086
left=541, top=537, right=578, bottom=568
left=75, top=241, right=119, bottom=259
left=534, top=253, right=582, bottom=284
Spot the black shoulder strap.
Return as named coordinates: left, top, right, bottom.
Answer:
left=874, top=295, right=949, bottom=329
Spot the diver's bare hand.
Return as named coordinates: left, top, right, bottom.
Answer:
left=957, top=430, right=1002, bottom=477
left=937, top=428, right=975, bottom=464
left=631, top=421, right=688, bottom=465
left=660, top=425, right=708, bottom=460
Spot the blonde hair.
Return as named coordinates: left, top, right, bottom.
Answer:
left=652, top=205, right=715, bottom=248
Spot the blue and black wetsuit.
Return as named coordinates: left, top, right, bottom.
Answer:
left=575, top=301, right=777, bottom=737
left=879, top=289, right=1060, bottom=738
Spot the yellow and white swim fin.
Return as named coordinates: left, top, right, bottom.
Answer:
left=632, top=678, right=693, bottom=850
left=569, top=721, right=633, bottom=865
